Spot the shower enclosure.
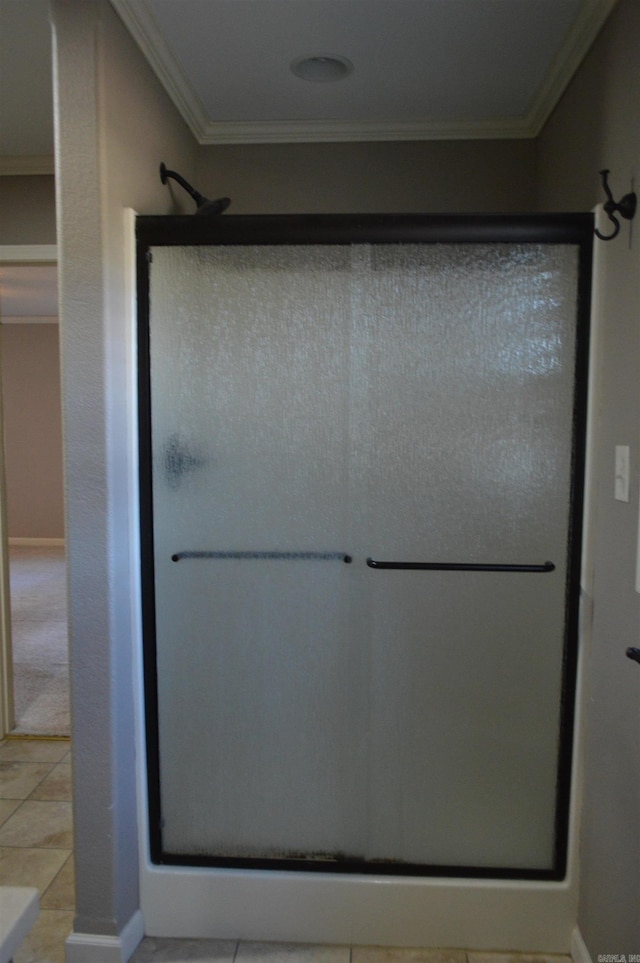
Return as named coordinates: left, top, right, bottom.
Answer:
left=137, top=214, right=592, bottom=889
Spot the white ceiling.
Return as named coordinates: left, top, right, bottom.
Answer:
left=111, top=0, right=619, bottom=143
left=0, top=0, right=619, bottom=162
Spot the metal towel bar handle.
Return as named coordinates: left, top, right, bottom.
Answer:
left=365, top=559, right=555, bottom=572
left=172, top=550, right=353, bottom=563
left=170, top=552, right=554, bottom=573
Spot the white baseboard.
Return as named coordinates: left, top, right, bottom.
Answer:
left=572, top=927, right=594, bottom=963
left=9, top=538, right=66, bottom=547
left=65, top=910, right=144, bottom=963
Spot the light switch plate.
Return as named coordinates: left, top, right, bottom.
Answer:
left=615, top=445, right=630, bottom=502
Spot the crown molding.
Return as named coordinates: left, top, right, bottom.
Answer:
left=197, top=117, right=536, bottom=145
left=526, top=0, right=619, bottom=136
left=0, top=155, right=55, bottom=176
left=111, top=0, right=210, bottom=138
left=112, top=0, right=618, bottom=146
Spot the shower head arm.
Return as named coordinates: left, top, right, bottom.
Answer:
left=159, top=162, right=230, bottom=216
left=160, top=162, right=203, bottom=204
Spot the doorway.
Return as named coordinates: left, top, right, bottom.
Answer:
left=0, top=247, right=69, bottom=738
left=137, top=213, right=592, bottom=928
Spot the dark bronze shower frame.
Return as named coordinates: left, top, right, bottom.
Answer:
left=136, top=211, right=593, bottom=881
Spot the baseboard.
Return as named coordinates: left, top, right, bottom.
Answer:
left=572, top=927, right=594, bottom=963
left=65, top=910, right=144, bottom=963
left=9, top=537, right=66, bottom=547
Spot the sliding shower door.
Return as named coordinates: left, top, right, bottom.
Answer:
left=137, top=215, right=591, bottom=879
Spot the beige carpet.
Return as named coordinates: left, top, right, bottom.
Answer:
left=9, top=544, right=70, bottom=737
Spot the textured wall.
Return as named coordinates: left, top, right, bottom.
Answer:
left=51, top=0, right=197, bottom=944
left=537, top=0, right=640, bottom=952
left=1, top=323, right=64, bottom=538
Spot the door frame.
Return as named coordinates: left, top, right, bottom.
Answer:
left=135, top=213, right=594, bottom=943
left=0, top=244, right=58, bottom=738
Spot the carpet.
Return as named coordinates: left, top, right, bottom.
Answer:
left=9, top=545, right=70, bottom=737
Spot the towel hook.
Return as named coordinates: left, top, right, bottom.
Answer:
left=594, top=169, right=636, bottom=240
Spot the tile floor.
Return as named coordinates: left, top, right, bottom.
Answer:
left=129, top=946, right=571, bottom=963
left=0, top=736, right=73, bottom=963
left=0, top=737, right=573, bottom=963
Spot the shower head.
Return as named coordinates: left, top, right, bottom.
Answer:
left=196, top=196, right=232, bottom=216
left=160, top=163, right=231, bottom=216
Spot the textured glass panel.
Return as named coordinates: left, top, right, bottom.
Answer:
left=150, top=246, right=367, bottom=859
left=352, top=245, right=577, bottom=867
left=148, top=241, right=579, bottom=870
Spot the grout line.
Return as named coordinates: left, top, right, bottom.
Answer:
left=41, top=849, right=74, bottom=907
left=0, top=797, right=22, bottom=828
left=0, top=796, right=27, bottom=822
left=33, top=761, right=59, bottom=793
left=0, top=761, right=57, bottom=802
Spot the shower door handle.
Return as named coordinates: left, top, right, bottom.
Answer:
left=171, top=550, right=353, bottom=563
left=365, top=558, right=555, bottom=572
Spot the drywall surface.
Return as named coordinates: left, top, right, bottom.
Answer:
left=197, top=139, right=536, bottom=215
left=537, top=0, right=640, bottom=952
left=1, top=323, right=64, bottom=538
left=51, top=0, right=197, bottom=944
left=0, top=175, right=56, bottom=244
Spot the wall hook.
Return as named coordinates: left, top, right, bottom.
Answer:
left=594, top=169, right=636, bottom=240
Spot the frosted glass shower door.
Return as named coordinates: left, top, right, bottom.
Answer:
left=139, top=217, right=590, bottom=879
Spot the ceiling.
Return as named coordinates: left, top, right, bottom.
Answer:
left=112, top=0, right=618, bottom=144
left=0, top=0, right=619, bottom=165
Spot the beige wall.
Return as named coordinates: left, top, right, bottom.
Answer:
left=536, top=0, right=640, bottom=953
left=1, top=323, right=64, bottom=539
left=0, top=175, right=61, bottom=541
left=198, top=139, right=536, bottom=215
left=0, top=175, right=56, bottom=244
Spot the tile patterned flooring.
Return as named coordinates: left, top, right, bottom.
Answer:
left=129, top=947, right=572, bottom=963
left=0, top=736, right=573, bottom=963
left=0, top=737, right=73, bottom=963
